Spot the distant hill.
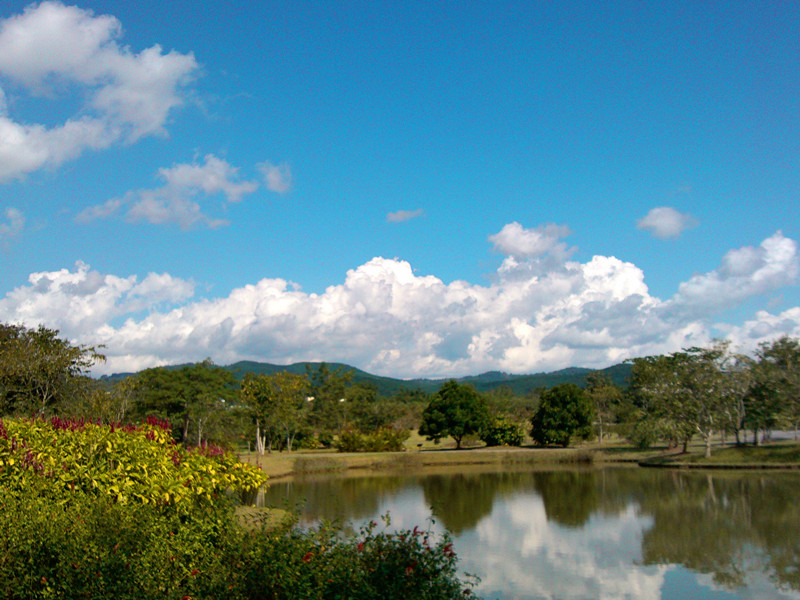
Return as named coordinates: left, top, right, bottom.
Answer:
left=101, top=360, right=633, bottom=397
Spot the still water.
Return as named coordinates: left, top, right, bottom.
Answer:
left=258, top=466, right=800, bottom=600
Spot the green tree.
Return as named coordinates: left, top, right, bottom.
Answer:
left=755, top=336, right=800, bottom=440
left=585, top=372, right=622, bottom=444
left=241, top=371, right=309, bottom=453
left=530, top=383, right=594, bottom=447
left=419, top=380, right=491, bottom=449
left=130, top=360, right=237, bottom=444
left=306, top=363, right=354, bottom=433
left=0, top=322, right=104, bottom=416
left=631, top=342, right=743, bottom=457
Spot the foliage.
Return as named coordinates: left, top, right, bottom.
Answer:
left=585, top=372, right=622, bottom=443
left=336, top=427, right=410, bottom=452
left=130, top=360, right=238, bottom=444
left=530, top=383, right=594, bottom=447
left=241, top=371, right=309, bottom=453
left=419, top=380, right=491, bottom=449
left=754, top=336, right=800, bottom=437
left=0, top=416, right=266, bottom=510
left=0, top=322, right=105, bottom=417
left=0, top=441, right=472, bottom=600
left=480, top=417, right=524, bottom=447
left=306, top=363, right=355, bottom=434
left=630, top=342, right=749, bottom=456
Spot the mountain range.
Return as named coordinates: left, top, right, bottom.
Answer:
left=102, top=361, right=633, bottom=397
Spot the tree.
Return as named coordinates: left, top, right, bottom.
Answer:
left=130, top=360, right=237, bottom=444
left=419, top=380, right=490, bottom=449
left=530, top=383, right=594, bottom=447
left=755, top=336, right=800, bottom=440
left=585, top=373, right=621, bottom=444
left=305, top=363, right=354, bottom=434
left=241, top=371, right=309, bottom=453
left=0, top=323, right=104, bottom=416
left=630, top=342, right=741, bottom=457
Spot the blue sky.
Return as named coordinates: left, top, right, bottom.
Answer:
left=1, top=1, right=799, bottom=377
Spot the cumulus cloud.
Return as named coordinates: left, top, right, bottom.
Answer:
left=0, top=2, right=197, bottom=181
left=258, top=161, right=292, bottom=194
left=76, top=154, right=259, bottom=229
left=636, top=207, right=698, bottom=239
left=664, top=232, right=799, bottom=318
left=0, top=226, right=797, bottom=378
left=489, top=222, right=576, bottom=278
left=387, top=209, right=424, bottom=223
left=0, top=207, right=24, bottom=238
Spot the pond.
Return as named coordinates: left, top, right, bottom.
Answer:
left=257, top=465, right=800, bottom=600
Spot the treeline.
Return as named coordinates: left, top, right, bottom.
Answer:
left=1, top=322, right=798, bottom=456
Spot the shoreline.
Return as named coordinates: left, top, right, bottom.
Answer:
left=240, top=443, right=800, bottom=480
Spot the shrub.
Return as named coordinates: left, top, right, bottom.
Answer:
left=0, top=417, right=474, bottom=599
left=480, top=417, right=524, bottom=447
left=336, top=427, right=410, bottom=452
left=0, top=416, right=266, bottom=511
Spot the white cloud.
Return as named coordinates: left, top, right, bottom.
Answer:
left=76, top=154, right=258, bottom=229
left=0, top=207, right=24, bottom=238
left=636, top=206, right=698, bottom=239
left=258, top=161, right=292, bottom=194
left=387, top=209, right=424, bottom=223
left=0, top=2, right=197, bottom=181
left=665, top=232, right=798, bottom=318
left=0, top=227, right=797, bottom=378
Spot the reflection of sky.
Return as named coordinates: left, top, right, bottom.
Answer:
left=461, top=495, right=666, bottom=600
left=273, top=475, right=800, bottom=600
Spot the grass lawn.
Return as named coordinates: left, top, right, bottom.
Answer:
left=239, top=431, right=667, bottom=479
left=683, top=441, right=800, bottom=465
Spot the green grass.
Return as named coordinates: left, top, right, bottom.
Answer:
left=685, top=442, right=800, bottom=465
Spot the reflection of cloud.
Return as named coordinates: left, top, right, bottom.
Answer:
left=466, top=497, right=666, bottom=600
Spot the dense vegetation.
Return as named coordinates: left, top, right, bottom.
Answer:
left=2, top=322, right=800, bottom=457
left=0, top=415, right=472, bottom=599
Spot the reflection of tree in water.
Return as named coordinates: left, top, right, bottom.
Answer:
left=258, top=466, right=800, bottom=594
left=421, top=472, right=536, bottom=535
left=532, top=470, right=599, bottom=527
left=260, top=474, right=413, bottom=522
left=636, top=471, right=800, bottom=592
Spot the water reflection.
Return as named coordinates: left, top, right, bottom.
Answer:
left=259, top=467, right=800, bottom=600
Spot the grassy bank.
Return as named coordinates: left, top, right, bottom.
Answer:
left=241, top=439, right=660, bottom=480
left=240, top=433, right=800, bottom=479
left=640, top=440, right=800, bottom=469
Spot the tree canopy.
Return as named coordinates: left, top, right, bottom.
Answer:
left=419, top=380, right=490, bottom=449
left=0, top=323, right=104, bottom=416
left=530, top=383, right=594, bottom=447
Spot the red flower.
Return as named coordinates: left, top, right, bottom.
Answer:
left=357, top=542, right=364, bottom=552
left=302, top=552, right=314, bottom=562
left=190, top=569, right=200, bottom=577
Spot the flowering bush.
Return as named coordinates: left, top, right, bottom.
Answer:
left=0, top=416, right=475, bottom=599
left=0, top=416, right=266, bottom=509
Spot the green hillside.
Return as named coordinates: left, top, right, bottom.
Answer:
left=102, top=360, right=633, bottom=397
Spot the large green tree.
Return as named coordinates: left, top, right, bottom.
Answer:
left=305, top=363, right=354, bottom=434
left=418, top=380, right=490, bottom=449
left=585, top=373, right=622, bottom=444
left=530, top=383, right=594, bottom=447
left=631, top=342, right=746, bottom=457
left=754, top=336, right=800, bottom=440
left=130, top=360, right=237, bottom=444
left=241, top=371, right=309, bottom=453
left=0, top=323, right=104, bottom=416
